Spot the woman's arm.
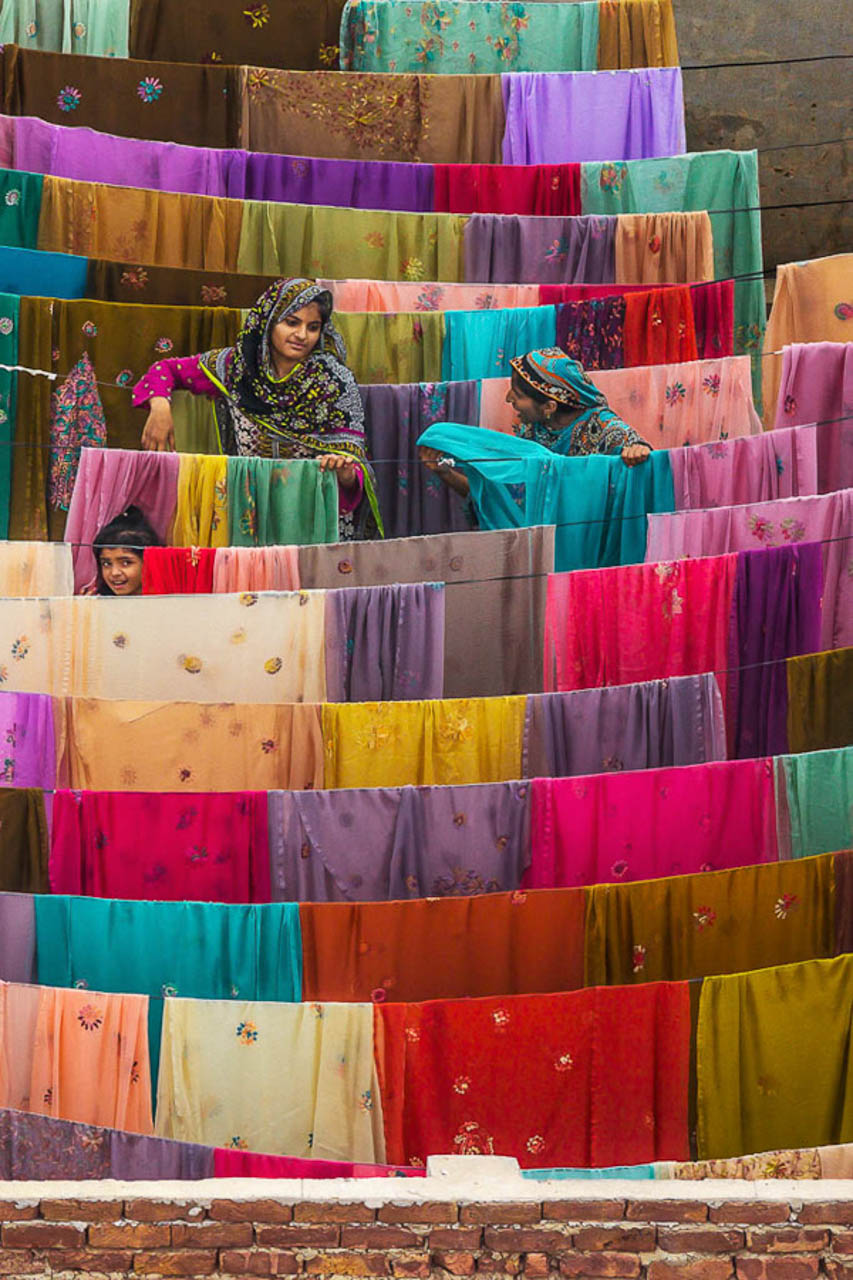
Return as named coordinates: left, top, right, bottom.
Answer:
left=134, top=355, right=219, bottom=453
left=418, top=446, right=470, bottom=497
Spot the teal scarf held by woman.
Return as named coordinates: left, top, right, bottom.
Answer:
left=417, top=422, right=675, bottom=572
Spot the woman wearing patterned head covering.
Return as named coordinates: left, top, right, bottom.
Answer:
left=134, top=277, right=381, bottom=538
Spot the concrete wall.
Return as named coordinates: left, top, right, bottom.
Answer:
left=675, top=0, right=852, bottom=271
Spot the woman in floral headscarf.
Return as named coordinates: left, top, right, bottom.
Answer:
left=134, top=277, right=381, bottom=538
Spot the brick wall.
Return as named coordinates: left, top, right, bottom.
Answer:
left=2, top=1192, right=853, bottom=1278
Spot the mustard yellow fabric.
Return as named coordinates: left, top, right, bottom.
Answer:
left=172, top=455, right=229, bottom=548
left=335, top=311, right=445, bottom=384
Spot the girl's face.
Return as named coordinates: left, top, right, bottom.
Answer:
left=270, top=302, right=324, bottom=367
left=505, top=373, right=555, bottom=425
left=98, top=547, right=144, bottom=595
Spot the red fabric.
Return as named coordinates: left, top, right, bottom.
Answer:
left=49, top=790, right=271, bottom=902
left=142, top=546, right=216, bottom=594
left=690, top=280, right=735, bottom=358
left=433, top=164, right=581, bottom=215
left=624, top=287, right=698, bottom=366
left=539, top=283, right=653, bottom=304
left=376, top=983, right=691, bottom=1169
left=214, top=1148, right=423, bottom=1179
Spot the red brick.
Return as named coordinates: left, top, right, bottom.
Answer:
left=89, top=1222, right=171, bottom=1248
left=430, top=1228, right=484, bottom=1249
left=40, top=1198, right=124, bottom=1221
left=736, top=1259, right=820, bottom=1279
left=2, top=1221, right=85, bottom=1248
left=524, top=1254, right=551, bottom=1277
left=625, top=1200, right=708, bottom=1223
left=219, top=1249, right=300, bottom=1276
left=171, top=1220, right=254, bottom=1248
left=0, top=1203, right=39, bottom=1221
left=544, top=1203, right=625, bottom=1224
left=304, top=1250, right=389, bottom=1276
left=798, top=1203, right=853, bottom=1225
left=124, top=1199, right=196, bottom=1221
left=381, top=1202, right=459, bottom=1225
left=295, top=1202, right=377, bottom=1223
left=746, top=1228, right=829, bottom=1253
left=132, top=1248, right=218, bottom=1275
left=657, top=1227, right=745, bottom=1252
left=211, top=1199, right=294, bottom=1224
left=572, top=1226, right=655, bottom=1252
left=558, top=1254, right=642, bottom=1277
left=432, top=1249, right=477, bottom=1275
left=0, top=1250, right=41, bottom=1275
left=832, top=1230, right=853, bottom=1254
left=484, top=1227, right=567, bottom=1253
left=341, top=1226, right=424, bottom=1248
left=710, top=1205, right=792, bottom=1226
left=461, top=1205, right=540, bottom=1226
left=44, top=1248, right=135, bottom=1270
left=647, top=1263, right=734, bottom=1280
left=825, top=1262, right=853, bottom=1280
left=256, top=1223, right=341, bottom=1247
left=390, top=1251, right=434, bottom=1277
left=477, top=1250, right=522, bottom=1275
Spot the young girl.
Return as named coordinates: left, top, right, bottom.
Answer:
left=89, top=506, right=162, bottom=596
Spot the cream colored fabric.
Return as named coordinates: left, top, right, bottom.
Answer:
left=0, top=542, right=74, bottom=596
left=0, top=599, right=71, bottom=694
left=156, top=996, right=384, bottom=1162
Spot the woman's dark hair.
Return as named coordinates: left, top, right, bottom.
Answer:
left=510, top=369, right=553, bottom=406
left=93, top=506, right=161, bottom=594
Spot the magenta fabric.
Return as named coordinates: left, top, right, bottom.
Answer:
left=774, top=342, right=853, bottom=493
left=65, top=447, right=179, bottom=591
left=49, top=791, right=271, bottom=903
left=669, top=425, right=818, bottom=511
left=213, top=1148, right=423, bottom=1179
left=434, top=163, right=581, bottom=215
left=525, top=757, right=778, bottom=888
left=0, top=692, right=57, bottom=789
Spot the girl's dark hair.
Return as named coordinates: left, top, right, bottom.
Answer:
left=510, top=369, right=552, bottom=406
left=93, top=506, right=162, bottom=594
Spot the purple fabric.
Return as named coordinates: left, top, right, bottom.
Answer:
left=669, top=425, right=819, bottom=511
left=0, top=893, right=36, bottom=983
left=727, top=543, right=824, bottom=759
left=110, top=1129, right=215, bottom=1180
left=774, top=342, right=853, bottom=494
left=0, top=692, right=57, bottom=789
left=324, top=583, right=446, bottom=702
left=501, top=69, right=687, bottom=164
left=268, top=781, right=530, bottom=902
left=522, top=672, right=727, bottom=778
left=361, top=380, right=478, bottom=537
left=556, top=297, right=625, bottom=369
left=243, top=153, right=434, bottom=211
left=463, top=214, right=616, bottom=285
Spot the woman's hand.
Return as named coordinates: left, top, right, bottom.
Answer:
left=318, top=453, right=358, bottom=489
left=141, top=397, right=175, bottom=452
left=418, top=446, right=470, bottom=498
left=621, top=443, right=651, bottom=467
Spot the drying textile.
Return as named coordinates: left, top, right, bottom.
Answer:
left=340, top=0, right=600, bottom=74
left=727, top=543, right=824, bottom=759
left=670, top=1148, right=825, bottom=1182
left=86, top=257, right=275, bottom=308
left=501, top=67, right=685, bottom=164
left=0, top=1, right=127, bottom=56
left=0, top=168, right=42, bottom=248
left=0, top=790, right=48, bottom=894
left=299, top=526, right=555, bottom=699
left=156, top=997, right=383, bottom=1161
left=697, top=955, right=853, bottom=1160
left=268, top=781, right=529, bottom=902
left=49, top=790, right=271, bottom=903
left=213, top=1148, right=420, bottom=1178
left=522, top=674, right=727, bottom=779
left=325, top=583, right=445, bottom=703
left=46, top=353, right=107, bottom=516
left=0, top=243, right=87, bottom=299
left=597, top=0, right=679, bottom=67
left=463, top=213, right=615, bottom=286
left=442, top=306, right=557, bottom=381
left=322, top=696, right=526, bottom=789
left=527, top=758, right=777, bottom=889
left=584, top=853, right=836, bottom=987
left=0, top=599, right=70, bottom=696
left=0, top=292, right=20, bottom=541
left=787, top=648, right=853, bottom=755
left=0, top=893, right=36, bottom=982
left=0, top=541, right=73, bottom=597
left=336, top=311, right=445, bottom=384
left=172, top=455, right=228, bottom=549
left=775, top=342, right=853, bottom=493
left=360, top=380, right=478, bottom=540
left=556, top=296, right=625, bottom=370
left=0, top=692, right=58, bottom=790
left=776, top=747, right=853, bottom=862
left=300, top=886, right=584, bottom=1002
left=63, top=699, right=325, bottom=792
left=376, top=982, right=690, bottom=1169
left=614, top=212, right=714, bottom=283
left=434, top=163, right=581, bottom=215
left=227, top=457, right=340, bottom=547
left=325, top=280, right=541, bottom=312
left=623, top=286, right=697, bottom=364
left=669, top=425, right=818, bottom=512
left=544, top=555, right=737, bottom=693
left=142, top=547, right=216, bottom=595
left=212, top=547, right=301, bottom=593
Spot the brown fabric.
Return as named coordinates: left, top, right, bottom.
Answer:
left=37, top=176, right=244, bottom=271
left=833, top=850, right=853, bottom=958
left=299, top=887, right=585, bottom=1003
left=85, top=259, right=277, bottom=309
left=9, top=296, right=53, bottom=541
left=615, top=212, right=715, bottom=285
left=598, top=0, right=679, bottom=68
left=787, top=648, right=853, bottom=754
left=244, top=69, right=504, bottom=164
left=0, top=44, right=246, bottom=147
left=130, top=0, right=346, bottom=72
left=298, top=526, right=555, bottom=697
left=0, top=789, right=49, bottom=894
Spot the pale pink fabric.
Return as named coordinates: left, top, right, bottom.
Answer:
left=544, top=555, right=738, bottom=698
left=525, top=758, right=778, bottom=888
left=645, top=489, right=853, bottom=651
left=212, top=547, right=301, bottom=592
left=669, top=424, right=818, bottom=511
left=318, top=280, right=541, bottom=312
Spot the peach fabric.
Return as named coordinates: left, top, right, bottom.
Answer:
left=615, top=212, right=715, bottom=284
left=212, top=547, right=301, bottom=592
left=318, top=280, right=541, bottom=312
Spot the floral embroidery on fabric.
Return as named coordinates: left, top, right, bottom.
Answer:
left=774, top=893, right=799, bottom=920
left=71, top=21, right=86, bottom=38
left=228, top=1136, right=249, bottom=1149
left=81, top=321, right=97, bottom=337
left=236, top=1021, right=258, bottom=1044
left=4, top=189, right=20, bottom=207
left=491, top=1008, right=510, bottom=1031
left=453, top=1075, right=471, bottom=1094
left=264, top=657, right=283, bottom=674
left=780, top=518, right=806, bottom=542
left=783, top=394, right=796, bottom=415
left=748, top=515, right=774, bottom=542
left=401, top=258, right=425, bottom=281
left=120, top=267, right=148, bottom=291
left=77, top=1004, right=103, bottom=1031
left=115, top=369, right=134, bottom=386
left=405, top=1026, right=420, bottom=1043
left=0, top=317, right=13, bottom=337
left=665, top=382, right=686, bottom=406
left=545, top=236, right=571, bottom=264
left=599, top=162, right=627, bottom=193
left=454, top=1121, right=495, bottom=1155
left=243, top=2, right=270, bottom=25
left=632, top=944, right=647, bottom=973
left=415, top=285, right=443, bottom=311
left=10, top=636, right=27, bottom=660
left=526, top=1134, right=545, bottom=1154
left=662, top=588, right=684, bottom=620
left=360, top=1089, right=374, bottom=1112
left=834, top=303, right=853, bottom=321
left=554, top=1052, right=573, bottom=1072
left=692, top=906, right=716, bottom=931
left=57, top=86, right=81, bottom=112
left=112, top=633, right=128, bottom=649
left=365, top=231, right=386, bottom=249
left=137, top=77, right=164, bottom=103
left=154, top=337, right=174, bottom=354
left=48, top=354, right=107, bottom=512
left=201, top=283, right=227, bottom=304
left=25, top=20, right=37, bottom=37
left=179, top=655, right=203, bottom=674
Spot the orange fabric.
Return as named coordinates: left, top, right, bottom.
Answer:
left=598, top=0, right=679, bottom=68
left=615, top=213, right=714, bottom=285
left=300, top=887, right=586, bottom=1003
left=624, top=287, right=698, bottom=366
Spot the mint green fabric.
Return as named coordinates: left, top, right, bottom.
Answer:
left=580, top=151, right=764, bottom=407
left=227, top=456, right=340, bottom=546
left=0, top=0, right=127, bottom=54
left=0, top=170, right=45, bottom=250
left=776, top=747, right=853, bottom=861
left=0, top=293, right=20, bottom=539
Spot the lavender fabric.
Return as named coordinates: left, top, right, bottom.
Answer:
left=268, top=782, right=530, bottom=901
left=0, top=691, right=57, bottom=789
left=0, top=893, right=36, bottom=982
left=324, top=583, right=446, bottom=702
left=110, top=1129, right=215, bottom=1180
left=669, top=424, right=819, bottom=511
left=556, top=297, right=625, bottom=369
left=522, top=673, right=727, bottom=778
left=243, top=153, right=434, bottom=212
left=727, top=543, right=824, bottom=759
left=463, top=214, right=615, bottom=285
left=360, top=380, right=479, bottom=538
left=501, top=69, right=687, bottom=164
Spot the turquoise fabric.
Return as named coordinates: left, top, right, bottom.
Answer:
left=417, top=421, right=675, bottom=572
left=35, top=896, right=303, bottom=1085
left=0, top=246, right=88, bottom=298
left=776, top=747, right=853, bottom=861
left=341, top=0, right=599, bottom=73
left=0, top=171, right=45, bottom=250
left=522, top=1165, right=657, bottom=1180
left=441, top=306, right=557, bottom=381
left=580, top=151, right=765, bottom=408
left=0, top=0, right=128, bottom=54
left=0, top=293, right=20, bottom=540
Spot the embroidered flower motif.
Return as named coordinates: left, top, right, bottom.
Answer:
left=264, top=657, right=283, bottom=675
left=154, top=337, right=173, bottom=354
left=491, top=1007, right=510, bottom=1030
left=201, top=283, right=227, bottom=304
left=780, top=518, right=806, bottom=542
left=454, top=1121, right=495, bottom=1155
left=602, top=755, right=624, bottom=771
left=663, top=589, right=684, bottom=620
left=243, top=2, right=270, bottom=26
left=10, top=636, right=28, bottom=661
left=611, top=859, right=629, bottom=878
left=178, top=767, right=192, bottom=782
left=415, top=284, right=443, bottom=312
left=526, top=1134, right=545, bottom=1155
left=0, top=318, right=13, bottom=337
left=137, top=77, right=164, bottom=104
left=360, top=1089, right=374, bottom=1112
left=453, top=1075, right=471, bottom=1094
left=236, top=1020, right=258, bottom=1044
left=438, top=711, right=473, bottom=747
left=318, top=42, right=339, bottom=64
left=228, top=1136, right=249, bottom=1150
left=632, top=944, right=647, bottom=973
left=72, top=21, right=87, bottom=38
left=834, top=302, right=853, bottom=321
left=364, top=231, right=386, bottom=249
left=25, top=20, right=37, bottom=37
left=130, top=1059, right=140, bottom=1083
left=81, top=321, right=97, bottom=337
left=43, top=1087, right=52, bottom=1104
left=179, top=655, right=203, bottom=674
left=115, top=369, right=133, bottom=386
left=120, top=267, right=148, bottom=291
left=554, top=1052, right=573, bottom=1072
left=112, top=633, right=128, bottom=649
left=692, top=906, right=716, bottom=931
left=401, top=257, right=425, bottom=281
left=404, top=1026, right=420, bottom=1043
left=545, top=236, right=570, bottom=264
left=782, top=393, right=797, bottom=415
left=77, top=1004, right=103, bottom=1031
left=239, top=592, right=259, bottom=607
left=73, top=978, right=89, bottom=989
left=260, top=738, right=276, bottom=754
left=748, top=514, right=774, bottom=542
left=4, top=189, right=20, bottom=207
left=699, top=372, right=721, bottom=397
left=665, top=381, right=686, bottom=406
left=774, top=893, right=799, bottom=920
left=510, top=890, right=527, bottom=905
left=649, top=234, right=662, bottom=254
left=57, top=85, right=82, bottom=112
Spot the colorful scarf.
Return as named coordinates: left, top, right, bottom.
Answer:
left=510, top=347, right=644, bottom=456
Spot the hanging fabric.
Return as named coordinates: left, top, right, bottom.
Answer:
left=0, top=691, right=58, bottom=790
left=325, top=583, right=445, bottom=702
left=47, top=353, right=107, bottom=514
left=0, top=292, right=21, bottom=539
left=623, top=285, right=697, bottom=364
left=0, top=541, right=73, bottom=596
left=142, top=546, right=216, bottom=594
left=0, top=788, right=48, bottom=893
left=212, top=546, right=301, bottom=593
left=787, top=647, right=853, bottom=754
left=335, top=311, right=445, bottom=384
left=614, top=211, right=714, bottom=282
left=441, top=306, right=557, bottom=381
left=775, top=747, right=853, bottom=862
left=226, top=456, right=339, bottom=547
left=463, top=213, right=615, bottom=286
left=556, top=296, right=625, bottom=369
left=433, top=162, right=582, bottom=215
